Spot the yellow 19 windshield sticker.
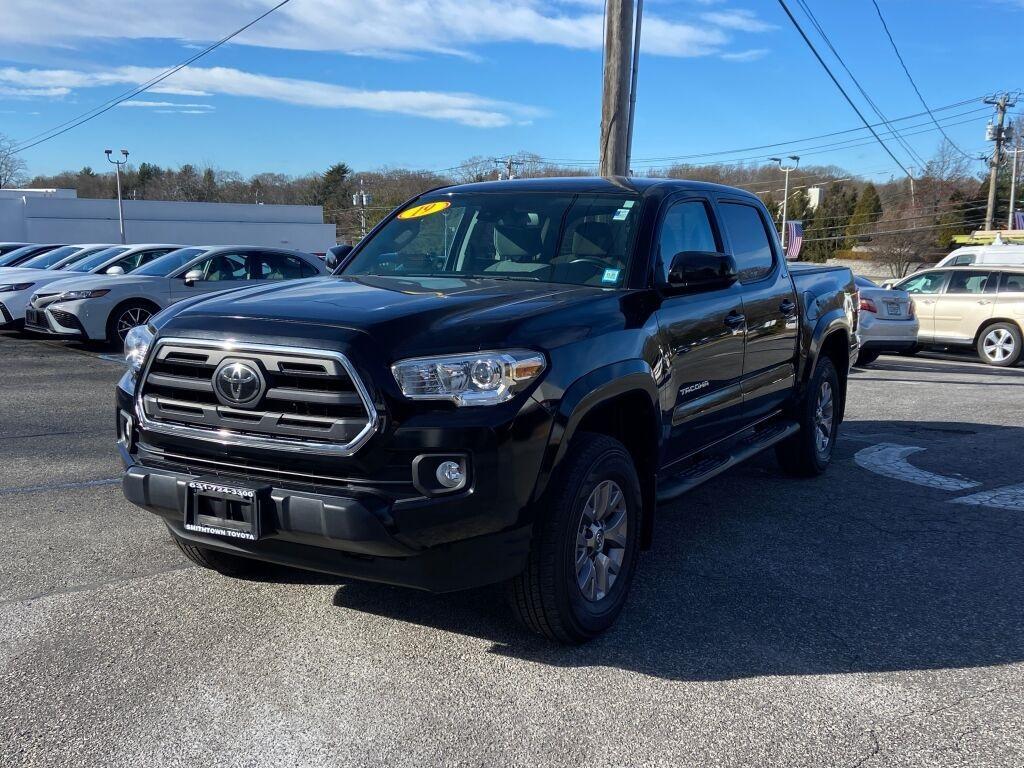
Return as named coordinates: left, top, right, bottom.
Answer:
left=397, top=201, right=451, bottom=220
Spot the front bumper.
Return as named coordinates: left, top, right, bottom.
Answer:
left=117, top=377, right=550, bottom=592
left=24, top=303, right=87, bottom=338
left=122, top=460, right=531, bottom=592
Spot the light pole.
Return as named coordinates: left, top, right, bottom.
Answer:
left=352, top=178, right=371, bottom=239
left=105, top=148, right=129, bottom=244
left=1008, top=146, right=1021, bottom=230
left=771, top=155, right=800, bottom=249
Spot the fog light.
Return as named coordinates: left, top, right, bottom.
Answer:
left=436, top=460, right=464, bottom=489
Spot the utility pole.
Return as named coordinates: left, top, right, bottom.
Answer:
left=771, top=156, right=800, bottom=249
left=105, top=148, right=129, bottom=244
left=491, top=156, right=524, bottom=180
left=599, top=0, right=634, bottom=177
left=984, top=93, right=1016, bottom=230
left=907, top=166, right=916, bottom=209
left=352, top=178, right=371, bottom=239
left=624, top=0, right=644, bottom=171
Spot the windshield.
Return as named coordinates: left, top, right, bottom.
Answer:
left=54, top=245, right=126, bottom=269
left=20, top=245, right=85, bottom=269
left=133, top=247, right=208, bottom=277
left=65, top=247, right=130, bottom=273
left=0, top=245, right=47, bottom=267
left=341, top=192, right=642, bottom=287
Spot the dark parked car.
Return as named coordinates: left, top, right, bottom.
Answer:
left=117, top=177, right=858, bottom=642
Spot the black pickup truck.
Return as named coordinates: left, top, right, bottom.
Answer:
left=117, top=177, right=858, bottom=642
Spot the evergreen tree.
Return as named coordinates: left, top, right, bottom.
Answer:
left=802, top=181, right=859, bottom=262
left=844, top=182, right=882, bottom=248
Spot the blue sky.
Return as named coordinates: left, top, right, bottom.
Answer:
left=0, top=0, right=1020, bottom=181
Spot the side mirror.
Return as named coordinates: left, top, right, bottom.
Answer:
left=183, top=269, right=204, bottom=286
left=105, top=265, right=125, bottom=276
left=667, top=251, right=738, bottom=293
left=326, top=244, right=352, bottom=271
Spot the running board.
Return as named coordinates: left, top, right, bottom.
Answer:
left=656, top=420, right=800, bottom=503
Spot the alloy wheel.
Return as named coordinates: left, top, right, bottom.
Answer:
left=574, top=479, right=628, bottom=602
left=116, top=307, right=152, bottom=341
left=982, top=328, right=1015, bottom=362
left=813, top=379, right=834, bottom=456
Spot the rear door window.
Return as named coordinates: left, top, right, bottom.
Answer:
left=945, top=271, right=993, bottom=294
left=251, top=252, right=308, bottom=280
left=999, top=272, right=1024, bottom=293
left=719, top=202, right=775, bottom=283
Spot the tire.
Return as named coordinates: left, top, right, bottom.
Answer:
left=171, top=534, right=270, bottom=578
left=508, top=433, right=642, bottom=644
left=106, top=301, right=157, bottom=349
left=855, top=349, right=879, bottom=367
left=976, top=322, right=1022, bottom=367
left=776, top=356, right=840, bottom=477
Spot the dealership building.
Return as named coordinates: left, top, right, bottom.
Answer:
left=0, top=189, right=336, bottom=253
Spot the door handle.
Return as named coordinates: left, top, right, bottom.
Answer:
left=977, top=299, right=992, bottom=305
left=724, top=311, right=746, bottom=329
left=922, top=299, right=935, bottom=305
left=779, top=299, right=797, bottom=315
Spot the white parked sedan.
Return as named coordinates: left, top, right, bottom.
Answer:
left=854, top=275, right=919, bottom=366
left=2, top=244, right=180, bottom=331
left=25, top=245, right=325, bottom=345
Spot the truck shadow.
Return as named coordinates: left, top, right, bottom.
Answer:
left=326, top=420, right=1024, bottom=681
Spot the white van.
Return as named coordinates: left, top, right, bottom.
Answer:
left=935, top=240, right=1024, bottom=268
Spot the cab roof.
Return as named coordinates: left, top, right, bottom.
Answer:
left=428, top=175, right=762, bottom=202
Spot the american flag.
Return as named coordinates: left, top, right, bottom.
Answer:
left=785, top=220, right=804, bottom=260
left=1014, top=210, right=1024, bottom=230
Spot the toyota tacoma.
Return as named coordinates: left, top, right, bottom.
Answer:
left=117, top=177, right=858, bottom=643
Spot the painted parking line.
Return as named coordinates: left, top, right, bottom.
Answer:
left=951, top=483, right=1024, bottom=512
left=853, top=443, right=981, bottom=492
left=0, top=477, right=120, bottom=496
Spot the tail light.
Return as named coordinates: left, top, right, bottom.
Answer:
left=859, top=296, right=878, bottom=313
left=907, top=300, right=915, bottom=319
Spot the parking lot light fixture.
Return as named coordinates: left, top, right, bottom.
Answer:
left=105, top=148, right=130, bottom=245
left=772, top=155, right=800, bottom=249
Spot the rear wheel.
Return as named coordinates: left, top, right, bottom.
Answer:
left=107, top=302, right=155, bottom=348
left=171, top=534, right=271, bottom=578
left=776, top=356, right=840, bottom=477
left=977, top=322, right=1022, bottom=367
left=855, top=349, right=879, bottom=367
left=508, top=433, right=641, bottom=644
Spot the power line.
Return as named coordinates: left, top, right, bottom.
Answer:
left=869, top=0, right=976, bottom=161
left=775, top=0, right=913, bottom=178
left=793, top=0, right=924, bottom=168
left=13, top=0, right=294, bottom=154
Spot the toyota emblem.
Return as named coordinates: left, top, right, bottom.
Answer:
left=213, top=361, right=265, bottom=407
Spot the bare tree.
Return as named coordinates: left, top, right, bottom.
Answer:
left=0, top=133, right=27, bottom=188
left=871, top=208, right=936, bottom=278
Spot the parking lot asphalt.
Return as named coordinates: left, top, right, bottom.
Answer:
left=1, top=331, right=1022, bottom=768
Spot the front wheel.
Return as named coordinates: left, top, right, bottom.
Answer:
left=107, top=302, right=155, bottom=348
left=776, top=356, right=840, bottom=477
left=977, top=323, right=1022, bottom=367
left=508, top=433, right=642, bottom=644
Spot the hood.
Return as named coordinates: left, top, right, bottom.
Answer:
left=18, top=271, right=118, bottom=296
left=161, top=275, right=618, bottom=356
left=39, top=273, right=163, bottom=295
left=0, top=267, right=53, bottom=280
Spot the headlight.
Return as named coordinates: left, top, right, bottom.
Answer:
left=55, top=289, right=110, bottom=301
left=0, top=282, right=34, bottom=292
left=391, top=349, right=546, bottom=406
left=124, top=324, right=154, bottom=374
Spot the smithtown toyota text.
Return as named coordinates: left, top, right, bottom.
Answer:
left=117, top=177, right=859, bottom=642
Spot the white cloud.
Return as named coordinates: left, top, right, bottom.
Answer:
left=720, top=48, right=769, bottom=62
left=700, top=10, right=774, bottom=33
left=117, top=100, right=214, bottom=109
left=0, top=65, right=543, bottom=127
left=0, top=0, right=770, bottom=59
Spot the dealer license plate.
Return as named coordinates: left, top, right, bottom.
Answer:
left=184, top=478, right=268, bottom=541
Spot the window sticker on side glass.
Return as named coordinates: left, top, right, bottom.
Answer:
left=613, top=208, right=631, bottom=221
left=602, top=268, right=621, bottom=284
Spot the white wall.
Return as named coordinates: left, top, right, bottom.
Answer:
left=0, top=195, right=336, bottom=252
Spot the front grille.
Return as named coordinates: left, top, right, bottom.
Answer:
left=0, top=302, right=11, bottom=323
left=137, top=338, right=378, bottom=456
left=50, top=309, right=84, bottom=331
